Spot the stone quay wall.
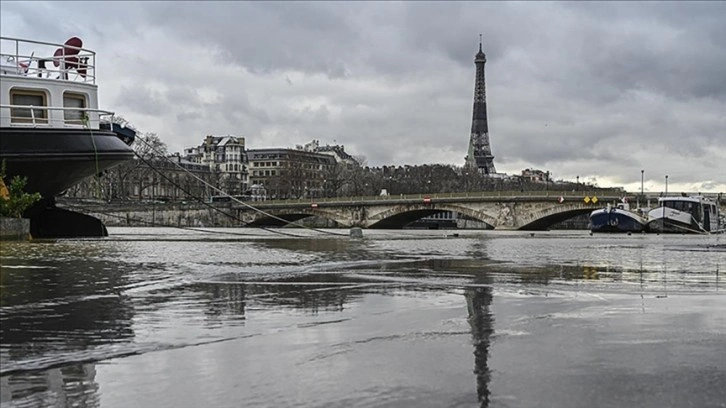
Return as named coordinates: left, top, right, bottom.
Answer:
left=57, top=200, right=243, bottom=228
left=0, top=217, right=31, bottom=241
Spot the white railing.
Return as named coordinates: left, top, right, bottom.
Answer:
left=0, top=36, right=96, bottom=84
left=0, top=104, right=114, bottom=128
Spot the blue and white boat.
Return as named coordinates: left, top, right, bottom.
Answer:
left=590, top=202, right=648, bottom=233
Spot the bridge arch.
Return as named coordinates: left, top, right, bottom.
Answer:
left=517, top=203, right=594, bottom=230
left=367, top=203, right=498, bottom=229
left=242, top=208, right=345, bottom=227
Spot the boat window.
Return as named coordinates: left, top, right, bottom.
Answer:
left=63, top=92, right=87, bottom=124
left=10, top=89, right=48, bottom=123
left=663, top=200, right=698, bottom=215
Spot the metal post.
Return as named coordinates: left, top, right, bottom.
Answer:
left=665, top=175, right=668, bottom=195
left=151, top=176, right=157, bottom=227
left=639, top=169, right=644, bottom=209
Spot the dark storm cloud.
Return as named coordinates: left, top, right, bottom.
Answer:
left=1, top=2, right=147, bottom=43
left=571, top=15, right=726, bottom=102
left=137, top=2, right=361, bottom=78
left=2, top=1, right=724, bottom=190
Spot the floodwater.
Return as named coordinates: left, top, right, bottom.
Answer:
left=1, top=228, right=725, bottom=408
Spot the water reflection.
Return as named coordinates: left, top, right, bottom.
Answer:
left=0, top=363, right=98, bottom=408
left=0, top=255, right=135, bottom=374
left=188, top=273, right=368, bottom=319
left=1, top=231, right=723, bottom=407
left=197, top=282, right=247, bottom=324
left=466, top=287, right=493, bottom=407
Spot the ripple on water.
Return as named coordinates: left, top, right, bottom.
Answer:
left=0, top=229, right=724, bottom=407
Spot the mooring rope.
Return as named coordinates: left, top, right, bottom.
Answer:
left=107, top=133, right=347, bottom=237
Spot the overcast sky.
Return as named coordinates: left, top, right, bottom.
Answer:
left=2, top=1, right=724, bottom=192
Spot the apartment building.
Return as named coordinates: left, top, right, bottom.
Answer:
left=247, top=148, right=336, bottom=200
left=184, top=135, right=248, bottom=195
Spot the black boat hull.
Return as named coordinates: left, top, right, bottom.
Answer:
left=589, top=208, right=646, bottom=233
left=0, top=127, right=134, bottom=197
left=25, top=198, right=109, bottom=238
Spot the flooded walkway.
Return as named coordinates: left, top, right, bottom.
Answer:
left=1, top=229, right=725, bottom=407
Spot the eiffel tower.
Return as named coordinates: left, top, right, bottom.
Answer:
left=465, top=36, right=496, bottom=175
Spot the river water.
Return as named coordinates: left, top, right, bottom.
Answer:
left=1, top=228, right=725, bottom=408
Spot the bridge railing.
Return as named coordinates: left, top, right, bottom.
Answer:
left=258, top=189, right=632, bottom=206
left=253, top=190, right=722, bottom=207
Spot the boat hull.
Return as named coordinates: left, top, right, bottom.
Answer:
left=0, top=127, right=134, bottom=197
left=590, top=208, right=646, bottom=233
left=646, top=218, right=698, bottom=233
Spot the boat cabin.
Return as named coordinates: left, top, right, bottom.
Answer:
left=658, top=196, right=720, bottom=232
left=0, top=36, right=108, bottom=130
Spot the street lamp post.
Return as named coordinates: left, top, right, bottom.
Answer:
left=662, top=175, right=669, bottom=232
left=639, top=169, right=644, bottom=209
left=576, top=175, right=579, bottom=191
left=665, top=175, right=669, bottom=195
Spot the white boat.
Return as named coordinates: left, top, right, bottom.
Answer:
left=1, top=35, right=135, bottom=237
left=646, top=195, right=721, bottom=234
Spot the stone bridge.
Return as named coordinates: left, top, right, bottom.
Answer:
left=234, top=190, right=634, bottom=230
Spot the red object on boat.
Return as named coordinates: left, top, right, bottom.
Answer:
left=53, top=37, right=83, bottom=70
left=63, top=37, right=82, bottom=70
left=63, top=37, right=82, bottom=54
left=52, top=48, right=63, bottom=67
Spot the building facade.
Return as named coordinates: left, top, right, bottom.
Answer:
left=299, top=139, right=358, bottom=168
left=184, top=135, right=248, bottom=196
left=465, top=37, right=497, bottom=175
left=520, top=168, right=550, bottom=183
left=247, top=148, right=337, bottom=200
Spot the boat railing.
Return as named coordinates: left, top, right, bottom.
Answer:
left=0, top=36, right=96, bottom=84
left=0, top=104, right=113, bottom=129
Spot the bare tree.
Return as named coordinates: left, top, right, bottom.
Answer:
left=116, top=132, right=169, bottom=200
left=322, top=163, right=348, bottom=197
